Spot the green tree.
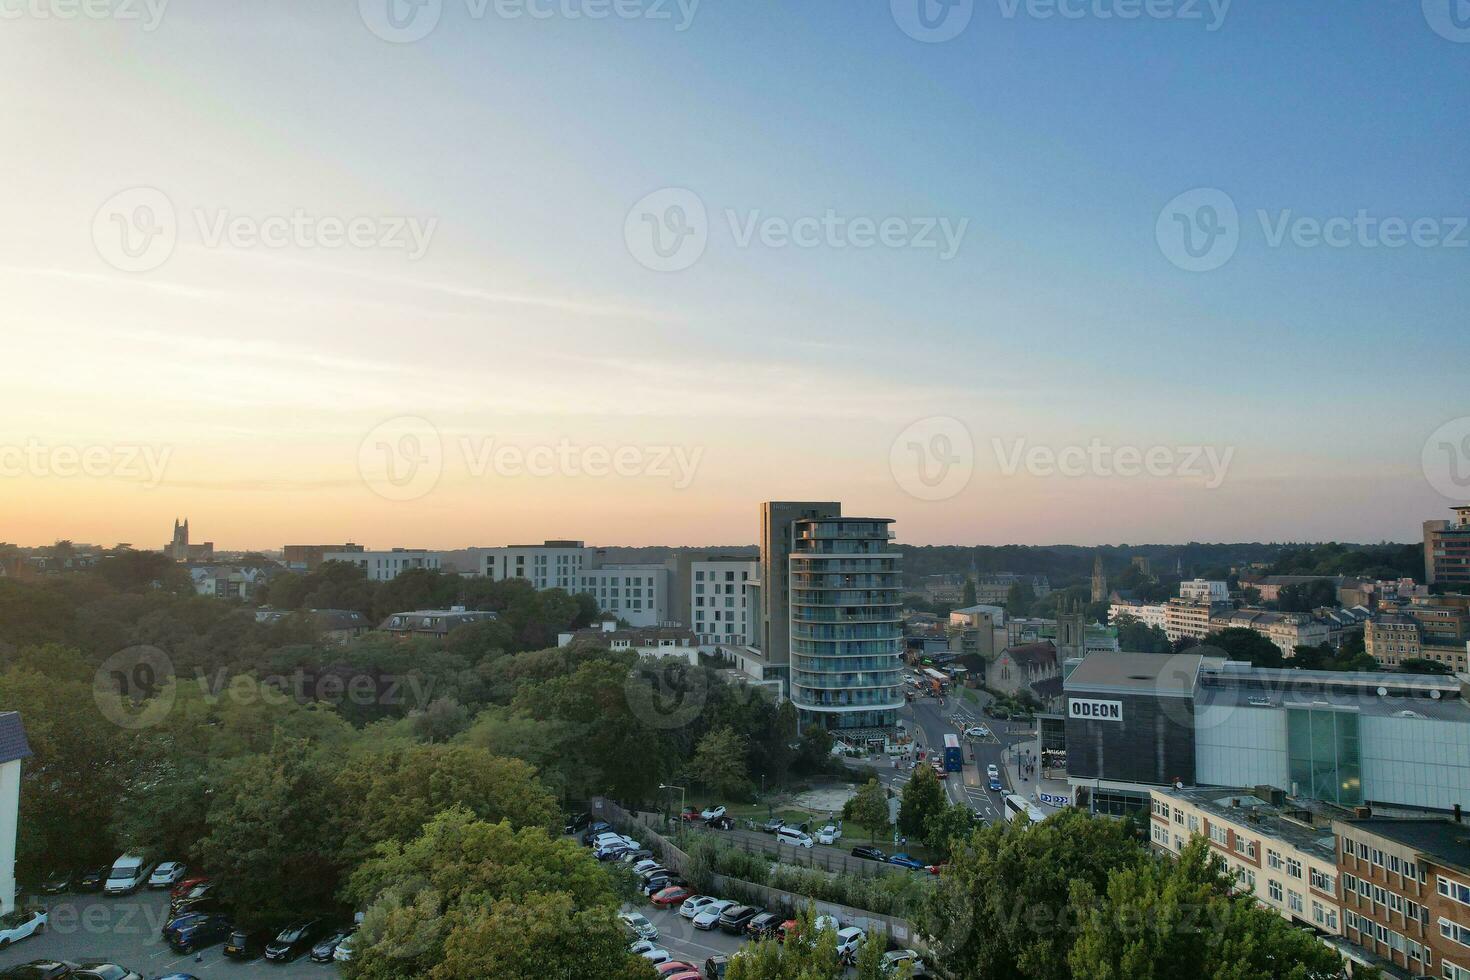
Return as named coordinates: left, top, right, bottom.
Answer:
left=962, top=577, right=977, bottom=607
left=897, top=764, right=945, bottom=842
left=689, top=725, right=754, bottom=800
left=1400, top=657, right=1452, bottom=675
left=726, top=906, right=842, bottom=980
left=1068, top=837, right=1346, bottom=979
left=924, top=802, right=978, bottom=858
left=1005, top=580, right=1035, bottom=616
left=846, top=778, right=891, bottom=843
left=923, top=808, right=1144, bottom=980
left=193, top=736, right=348, bottom=926
left=1200, top=628, right=1283, bottom=668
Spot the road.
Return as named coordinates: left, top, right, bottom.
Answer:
left=898, top=688, right=1034, bottom=825
left=631, top=811, right=917, bottom=877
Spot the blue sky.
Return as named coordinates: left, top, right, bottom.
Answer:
left=1, top=0, right=1465, bottom=548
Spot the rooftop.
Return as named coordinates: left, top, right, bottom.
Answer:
left=1157, top=784, right=1343, bottom=860
left=1064, top=651, right=1225, bottom=697
left=1343, top=818, right=1470, bottom=873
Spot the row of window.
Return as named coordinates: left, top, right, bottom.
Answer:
left=1345, top=910, right=1432, bottom=966
left=1344, top=872, right=1429, bottom=926
left=1342, top=836, right=1423, bottom=883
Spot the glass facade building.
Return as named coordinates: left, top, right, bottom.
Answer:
left=1286, top=708, right=1362, bottom=807
left=787, top=517, right=903, bottom=731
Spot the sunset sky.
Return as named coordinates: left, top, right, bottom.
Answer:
left=2, top=2, right=1466, bottom=550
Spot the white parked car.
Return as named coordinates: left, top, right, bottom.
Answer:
left=882, top=949, right=928, bottom=975
left=619, top=911, right=658, bottom=940
left=631, top=859, right=662, bottom=876
left=700, top=805, right=726, bottom=821
left=678, top=895, right=718, bottom=920
left=334, top=933, right=357, bottom=963
left=148, top=861, right=187, bottom=887
left=816, top=824, right=842, bottom=845
left=0, top=908, right=46, bottom=948
left=964, top=726, right=990, bottom=739
left=691, top=899, right=735, bottom=930
left=103, top=854, right=154, bottom=896
left=813, top=914, right=840, bottom=933
left=835, top=926, right=865, bottom=960
left=629, top=941, right=670, bottom=964
left=986, top=764, right=1000, bottom=780
left=777, top=827, right=814, bottom=848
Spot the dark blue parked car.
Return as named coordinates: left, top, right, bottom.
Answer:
left=164, top=912, right=232, bottom=953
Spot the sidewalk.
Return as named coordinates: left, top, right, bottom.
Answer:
left=1001, top=734, right=1072, bottom=815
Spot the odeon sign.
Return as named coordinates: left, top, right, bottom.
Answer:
left=1069, top=698, right=1123, bottom=722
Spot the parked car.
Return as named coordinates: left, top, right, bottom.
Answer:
left=619, top=911, right=658, bottom=941
left=678, top=895, right=718, bottom=920
left=263, top=920, right=327, bottom=962
left=745, top=911, right=783, bottom=939
left=704, top=815, right=734, bottom=831
left=333, top=933, right=357, bottom=963
left=222, top=926, right=272, bottom=960
left=632, top=859, right=663, bottom=876
left=881, top=949, right=929, bottom=975
left=716, top=904, right=759, bottom=935
left=986, top=763, right=999, bottom=779
left=655, top=963, right=697, bottom=977
left=620, top=849, right=654, bottom=864
left=850, top=846, right=886, bottom=862
left=699, top=805, right=726, bottom=821
left=650, top=886, right=694, bottom=908
left=564, top=812, right=592, bottom=834
left=169, top=876, right=210, bottom=899
left=0, top=908, right=47, bottom=949
left=309, top=928, right=354, bottom=963
left=164, top=912, right=232, bottom=953
left=70, top=966, right=143, bottom=980
left=988, top=774, right=1003, bottom=791
left=776, top=827, right=813, bottom=848
left=691, top=899, right=734, bottom=930
left=0, top=962, right=78, bottom=980
left=679, top=807, right=702, bottom=822
left=579, top=822, right=613, bottom=844
left=148, top=862, right=187, bottom=888
left=964, top=726, right=989, bottom=738
left=37, top=871, right=73, bottom=895
left=888, top=853, right=925, bottom=870
left=629, top=941, right=670, bottom=965
left=102, top=855, right=153, bottom=896
left=643, top=875, right=683, bottom=897
left=759, top=817, right=784, bottom=834
left=835, top=926, right=865, bottom=963
left=75, top=867, right=106, bottom=892
left=169, top=895, right=227, bottom=920
left=923, top=863, right=948, bottom=875
left=815, top=824, right=841, bottom=845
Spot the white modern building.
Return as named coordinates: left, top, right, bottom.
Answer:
left=480, top=540, right=595, bottom=590
left=575, top=564, right=671, bottom=627
left=1109, top=601, right=1168, bottom=632
left=689, top=558, right=757, bottom=646
left=324, top=548, right=444, bottom=582
left=1181, top=579, right=1231, bottom=603
left=0, top=713, right=31, bottom=914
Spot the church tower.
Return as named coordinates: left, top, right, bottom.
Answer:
left=1090, top=553, right=1108, bottom=603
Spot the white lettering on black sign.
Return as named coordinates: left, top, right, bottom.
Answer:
left=1069, top=698, right=1123, bottom=722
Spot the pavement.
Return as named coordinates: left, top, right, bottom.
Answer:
left=898, top=688, right=1036, bottom=825
left=0, top=891, right=336, bottom=978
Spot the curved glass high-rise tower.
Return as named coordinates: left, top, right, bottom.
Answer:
left=787, top=516, right=904, bottom=731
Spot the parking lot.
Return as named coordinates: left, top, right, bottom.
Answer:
left=628, top=901, right=747, bottom=970
left=0, top=892, right=339, bottom=978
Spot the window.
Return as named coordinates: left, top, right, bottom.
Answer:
left=1187, top=814, right=1199, bottom=832
left=1311, top=868, right=1335, bottom=894
left=1175, top=808, right=1185, bottom=826
left=1288, top=890, right=1304, bottom=914
left=1440, top=876, right=1470, bottom=908
left=1313, top=901, right=1326, bottom=925
left=1269, top=880, right=1283, bottom=902
left=1441, top=918, right=1470, bottom=949
left=1286, top=858, right=1303, bottom=879
left=1209, top=824, right=1229, bottom=846
left=1268, top=849, right=1282, bottom=870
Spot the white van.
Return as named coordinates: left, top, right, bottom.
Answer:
left=104, top=854, right=153, bottom=895
left=776, top=827, right=814, bottom=848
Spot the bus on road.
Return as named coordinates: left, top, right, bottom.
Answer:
left=942, top=734, right=963, bottom=773
left=1003, top=794, right=1047, bottom=825
left=922, top=668, right=949, bottom=696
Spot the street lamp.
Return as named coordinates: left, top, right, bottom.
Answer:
left=659, top=783, right=685, bottom=824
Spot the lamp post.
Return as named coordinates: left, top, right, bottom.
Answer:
left=659, top=783, right=685, bottom=827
